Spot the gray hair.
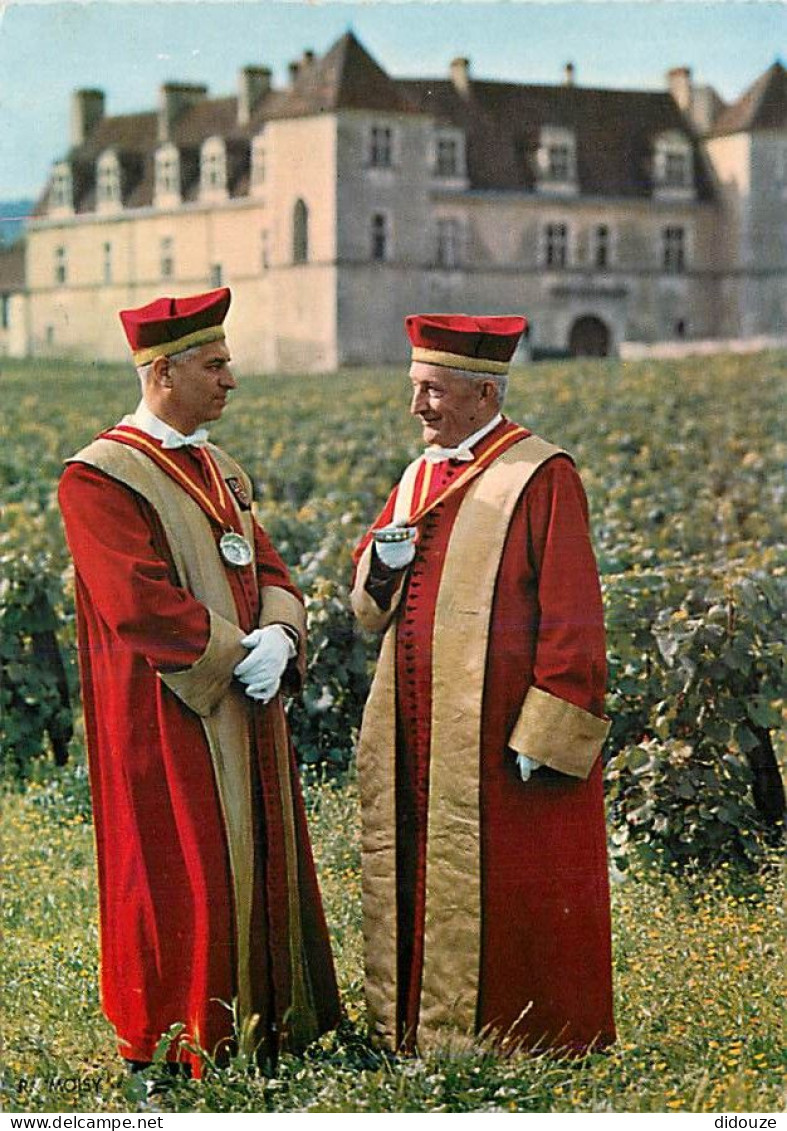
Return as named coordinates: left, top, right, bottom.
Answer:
left=451, top=367, right=508, bottom=406
left=136, top=343, right=203, bottom=385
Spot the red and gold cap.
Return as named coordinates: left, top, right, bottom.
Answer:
left=119, top=287, right=231, bottom=366
left=405, top=313, right=527, bottom=375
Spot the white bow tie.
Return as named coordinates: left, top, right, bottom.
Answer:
left=162, top=428, right=209, bottom=449
left=423, top=444, right=474, bottom=464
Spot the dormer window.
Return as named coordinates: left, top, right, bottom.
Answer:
left=548, top=144, right=571, bottom=181
left=96, top=150, right=121, bottom=211
left=50, top=163, right=73, bottom=213
left=251, top=133, right=267, bottom=193
left=536, top=127, right=577, bottom=194
left=433, top=129, right=465, bottom=179
left=653, top=131, right=694, bottom=198
left=369, top=124, right=394, bottom=169
left=665, top=151, right=689, bottom=187
left=200, top=137, right=227, bottom=199
left=155, top=144, right=181, bottom=203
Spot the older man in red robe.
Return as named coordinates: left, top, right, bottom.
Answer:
left=58, top=288, right=339, bottom=1077
left=351, top=313, right=615, bottom=1056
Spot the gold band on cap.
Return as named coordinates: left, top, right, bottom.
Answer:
left=132, top=325, right=226, bottom=366
left=411, top=346, right=509, bottom=376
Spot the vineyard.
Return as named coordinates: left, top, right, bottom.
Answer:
left=1, top=350, right=785, bottom=1112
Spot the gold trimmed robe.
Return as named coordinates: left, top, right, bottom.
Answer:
left=352, top=422, right=614, bottom=1053
left=59, top=421, right=339, bottom=1072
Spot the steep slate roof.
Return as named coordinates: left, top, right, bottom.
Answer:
left=398, top=77, right=714, bottom=199
left=710, top=61, right=787, bottom=136
left=44, top=29, right=771, bottom=213
left=269, top=32, right=416, bottom=118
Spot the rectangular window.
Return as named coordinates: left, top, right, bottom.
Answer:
left=371, top=213, right=388, bottom=262
left=157, top=154, right=179, bottom=195
left=664, top=152, right=689, bottom=188
left=663, top=226, right=686, bottom=272
left=54, top=245, right=67, bottom=285
left=436, top=136, right=458, bottom=177
left=103, top=242, right=112, bottom=284
left=209, top=263, right=223, bottom=288
left=98, top=162, right=119, bottom=205
left=436, top=218, right=461, bottom=269
left=545, top=223, right=568, bottom=268
left=160, top=237, right=174, bottom=280
left=594, top=225, right=610, bottom=269
left=370, top=125, right=393, bottom=168
left=548, top=145, right=571, bottom=181
left=1, top=294, right=9, bottom=331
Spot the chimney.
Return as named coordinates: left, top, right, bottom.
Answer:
left=158, top=82, right=208, bottom=142
left=450, top=57, right=471, bottom=97
left=667, top=66, right=693, bottom=115
left=302, top=49, right=315, bottom=66
left=238, top=66, right=272, bottom=126
left=71, top=89, right=105, bottom=146
left=690, top=84, right=723, bottom=134
left=288, top=60, right=301, bottom=86
left=564, top=62, right=576, bottom=87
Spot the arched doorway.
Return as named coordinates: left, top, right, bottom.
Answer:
left=569, top=316, right=611, bottom=357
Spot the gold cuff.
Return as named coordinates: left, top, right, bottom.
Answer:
left=351, top=542, right=405, bottom=634
left=158, top=610, right=246, bottom=717
left=508, top=686, right=610, bottom=779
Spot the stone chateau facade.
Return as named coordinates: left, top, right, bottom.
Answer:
left=2, top=33, right=785, bottom=371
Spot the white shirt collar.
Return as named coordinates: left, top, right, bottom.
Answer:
left=424, top=413, right=503, bottom=463
left=132, top=401, right=209, bottom=449
left=458, top=413, right=504, bottom=452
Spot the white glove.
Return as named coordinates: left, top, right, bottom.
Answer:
left=234, top=624, right=296, bottom=703
left=374, top=524, right=417, bottom=570
left=516, top=753, right=542, bottom=782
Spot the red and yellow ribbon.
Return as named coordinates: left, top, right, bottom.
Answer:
left=406, top=424, right=529, bottom=527
left=102, top=425, right=237, bottom=533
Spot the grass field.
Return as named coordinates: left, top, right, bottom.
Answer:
left=1, top=351, right=785, bottom=1113
left=2, top=764, right=784, bottom=1114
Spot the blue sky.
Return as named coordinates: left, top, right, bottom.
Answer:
left=0, top=0, right=784, bottom=200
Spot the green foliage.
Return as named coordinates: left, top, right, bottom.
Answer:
left=0, top=353, right=784, bottom=869
left=0, top=553, right=75, bottom=780
left=605, top=559, right=785, bottom=872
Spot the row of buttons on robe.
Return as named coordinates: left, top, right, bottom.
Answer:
left=400, top=462, right=462, bottom=753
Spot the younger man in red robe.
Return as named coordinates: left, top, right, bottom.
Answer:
left=59, top=288, right=339, bottom=1077
left=352, top=313, right=615, bottom=1055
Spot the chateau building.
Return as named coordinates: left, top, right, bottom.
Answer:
left=6, top=32, right=787, bottom=370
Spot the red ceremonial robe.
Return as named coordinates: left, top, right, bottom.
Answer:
left=59, top=427, right=339, bottom=1075
left=351, top=418, right=615, bottom=1055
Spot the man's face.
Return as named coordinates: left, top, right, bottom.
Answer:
left=165, top=341, right=236, bottom=433
left=409, top=361, right=490, bottom=448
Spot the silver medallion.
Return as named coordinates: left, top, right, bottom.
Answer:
left=219, top=531, right=253, bottom=567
